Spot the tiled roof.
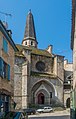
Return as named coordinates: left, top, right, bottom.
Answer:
left=16, top=44, right=52, bottom=57
left=15, top=51, right=25, bottom=57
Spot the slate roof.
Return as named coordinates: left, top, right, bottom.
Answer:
left=23, top=10, right=37, bottom=42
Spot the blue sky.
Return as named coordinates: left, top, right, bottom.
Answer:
left=0, top=0, right=72, bottom=62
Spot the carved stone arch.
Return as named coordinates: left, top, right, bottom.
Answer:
left=31, top=79, right=57, bottom=97
left=31, top=79, right=57, bottom=104
left=34, top=85, right=50, bottom=104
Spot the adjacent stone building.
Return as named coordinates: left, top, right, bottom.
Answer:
left=64, top=60, right=73, bottom=108
left=0, top=20, right=18, bottom=112
left=71, top=0, right=76, bottom=89
left=70, top=0, right=76, bottom=118
left=14, top=11, right=72, bottom=109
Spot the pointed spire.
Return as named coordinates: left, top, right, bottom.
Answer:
left=24, top=10, right=37, bottom=41
left=22, top=10, right=38, bottom=47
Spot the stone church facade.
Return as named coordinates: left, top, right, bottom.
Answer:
left=14, top=11, right=72, bottom=109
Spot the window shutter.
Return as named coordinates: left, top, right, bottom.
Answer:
left=3, top=38, right=8, bottom=53
left=8, top=65, right=10, bottom=80
left=0, top=57, right=3, bottom=77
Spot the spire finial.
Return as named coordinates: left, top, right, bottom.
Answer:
left=28, top=9, right=32, bottom=14
left=28, top=9, right=31, bottom=14
left=29, top=9, right=31, bottom=13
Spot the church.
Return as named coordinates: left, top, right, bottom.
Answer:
left=14, top=10, right=72, bottom=109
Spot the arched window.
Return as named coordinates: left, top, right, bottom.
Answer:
left=25, top=42, right=27, bottom=45
left=31, top=41, right=33, bottom=45
left=66, top=98, right=70, bottom=108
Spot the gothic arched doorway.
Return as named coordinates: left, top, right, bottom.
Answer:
left=38, top=93, right=44, bottom=104
left=66, top=98, right=70, bottom=108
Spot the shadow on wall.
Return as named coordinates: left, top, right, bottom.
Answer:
left=50, top=97, right=64, bottom=108
left=28, top=96, right=64, bottom=109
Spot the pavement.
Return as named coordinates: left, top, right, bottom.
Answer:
left=47, top=108, right=70, bottom=116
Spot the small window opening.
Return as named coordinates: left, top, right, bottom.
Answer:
left=25, top=42, right=27, bottom=45
left=31, top=41, right=33, bottom=45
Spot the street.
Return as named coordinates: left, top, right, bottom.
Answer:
left=28, top=109, right=70, bottom=119
left=29, top=115, right=70, bottom=119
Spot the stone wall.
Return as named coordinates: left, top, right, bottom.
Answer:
left=57, top=56, right=64, bottom=81
left=22, top=62, right=29, bottom=109
left=73, top=17, right=76, bottom=88
left=64, top=90, right=70, bottom=107
left=53, top=55, right=64, bottom=81
left=64, top=60, right=73, bottom=81
left=14, top=64, right=22, bottom=109
left=0, top=29, right=16, bottom=111
left=28, top=75, right=63, bottom=105
left=14, top=56, right=28, bottom=109
left=31, top=54, right=53, bottom=73
left=0, top=31, right=15, bottom=95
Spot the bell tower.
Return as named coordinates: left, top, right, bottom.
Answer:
left=22, top=10, right=38, bottom=48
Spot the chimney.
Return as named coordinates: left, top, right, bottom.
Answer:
left=47, top=45, right=53, bottom=54
left=7, top=30, right=12, bottom=37
left=2, top=21, right=8, bottom=29
left=64, top=59, right=68, bottom=68
left=64, top=59, right=68, bottom=65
